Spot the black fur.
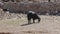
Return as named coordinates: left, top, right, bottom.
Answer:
left=27, top=11, right=41, bottom=24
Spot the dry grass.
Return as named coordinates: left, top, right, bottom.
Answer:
left=0, top=15, right=60, bottom=34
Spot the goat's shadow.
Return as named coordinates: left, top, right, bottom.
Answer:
left=20, top=23, right=35, bottom=26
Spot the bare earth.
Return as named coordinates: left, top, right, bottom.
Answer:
left=0, top=15, right=60, bottom=34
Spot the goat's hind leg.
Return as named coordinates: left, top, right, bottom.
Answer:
left=33, top=19, right=35, bottom=23
left=38, top=17, right=41, bottom=23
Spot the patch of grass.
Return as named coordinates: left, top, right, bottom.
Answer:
left=0, top=17, right=27, bottom=25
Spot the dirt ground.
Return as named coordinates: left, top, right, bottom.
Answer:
left=0, top=15, right=60, bottom=34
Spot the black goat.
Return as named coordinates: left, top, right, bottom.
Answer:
left=27, top=11, right=41, bottom=24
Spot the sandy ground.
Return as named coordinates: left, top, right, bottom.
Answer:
left=0, top=15, right=60, bottom=34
